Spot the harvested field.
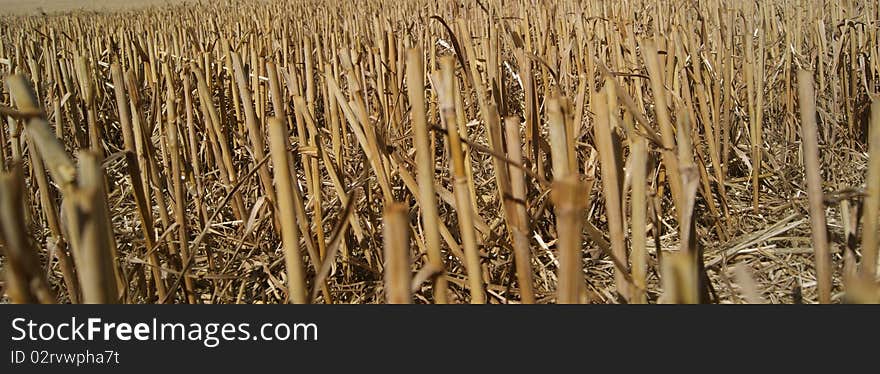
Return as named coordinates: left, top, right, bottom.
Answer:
left=0, top=0, right=879, bottom=304
left=0, top=0, right=184, bottom=15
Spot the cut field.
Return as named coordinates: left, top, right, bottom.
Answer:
left=0, top=0, right=185, bottom=15
left=0, top=0, right=878, bottom=304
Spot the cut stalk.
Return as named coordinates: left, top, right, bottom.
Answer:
left=437, top=56, right=485, bottom=304
left=861, top=98, right=880, bottom=281
left=268, top=116, right=308, bottom=304
left=797, top=69, right=832, bottom=304
left=383, top=202, right=412, bottom=304
left=406, top=48, right=448, bottom=303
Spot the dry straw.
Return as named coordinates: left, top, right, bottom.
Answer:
left=1, top=0, right=878, bottom=304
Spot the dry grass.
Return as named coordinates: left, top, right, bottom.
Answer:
left=1, top=0, right=879, bottom=304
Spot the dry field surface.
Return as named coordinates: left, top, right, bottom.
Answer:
left=0, top=0, right=879, bottom=304
left=0, top=0, right=185, bottom=15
